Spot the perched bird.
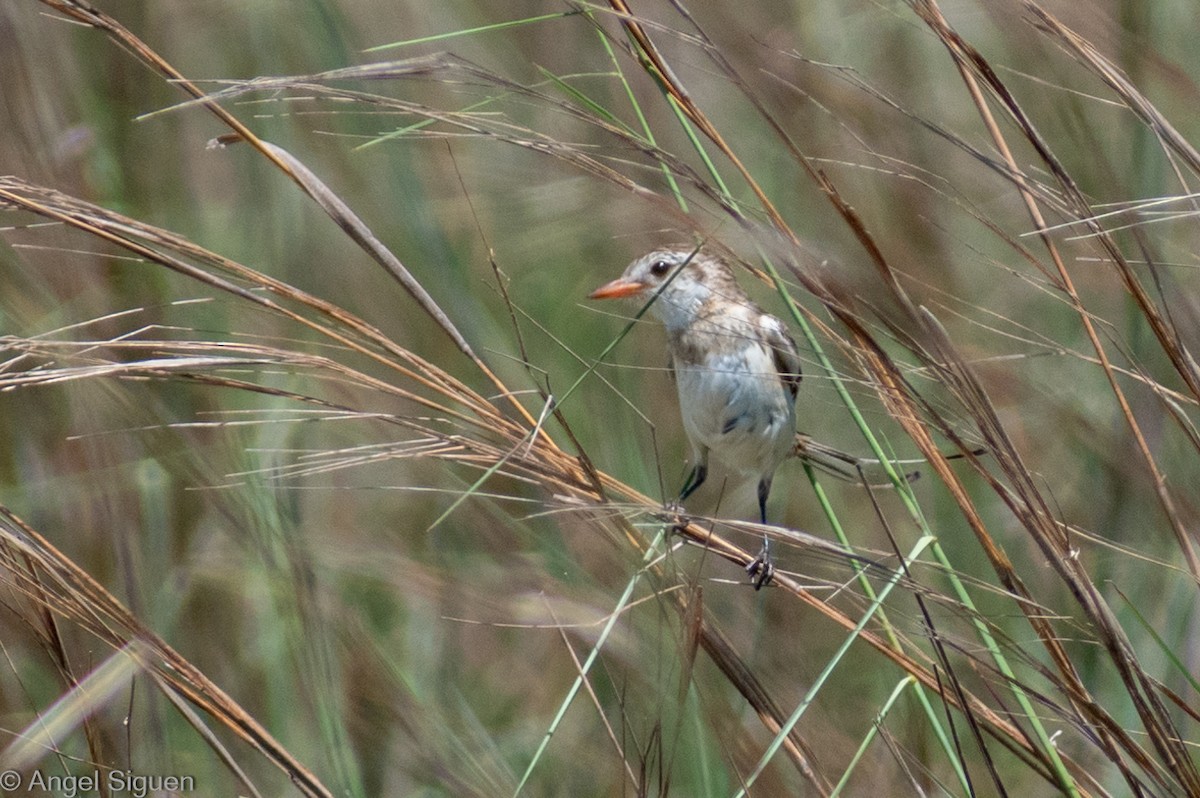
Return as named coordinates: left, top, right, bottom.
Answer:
left=589, top=247, right=802, bottom=588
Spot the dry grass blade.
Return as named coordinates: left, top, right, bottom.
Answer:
left=1023, top=3, right=1200, bottom=403
left=0, top=177, right=508, bottom=428
left=0, top=505, right=333, bottom=797
left=604, top=0, right=796, bottom=242
left=212, top=135, right=478, bottom=364
left=37, top=0, right=547, bottom=437
left=0, top=172, right=869, bottom=788
left=37, top=0, right=306, bottom=188
left=893, top=5, right=1200, bottom=789
left=909, top=0, right=1200, bottom=583
left=7, top=1, right=1200, bottom=793
left=1024, top=3, right=1200, bottom=180
left=0, top=315, right=1095, bottom=788
left=912, top=309, right=1174, bottom=792
left=682, top=592, right=832, bottom=796
left=789, top=156, right=1178, bottom=789
left=180, top=53, right=750, bottom=232
left=762, top=181, right=1160, bottom=788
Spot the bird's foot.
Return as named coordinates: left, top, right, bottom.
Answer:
left=663, top=501, right=690, bottom=534
left=746, top=542, right=775, bottom=590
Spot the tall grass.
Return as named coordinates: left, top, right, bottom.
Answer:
left=2, top=1, right=1199, bottom=795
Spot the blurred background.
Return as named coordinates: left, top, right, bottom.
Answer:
left=2, top=1, right=1199, bottom=795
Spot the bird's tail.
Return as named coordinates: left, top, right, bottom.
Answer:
left=792, top=433, right=983, bottom=487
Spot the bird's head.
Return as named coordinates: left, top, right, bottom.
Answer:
left=588, top=248, right=735, bottom=332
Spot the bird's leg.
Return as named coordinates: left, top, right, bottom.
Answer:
left=746, top=478, right=776, bottom=589
left=667, top=462, right=707, bottom=520
left=672, top=446, right=710, bottom=512
left=678, top=462, right=708, bottom=502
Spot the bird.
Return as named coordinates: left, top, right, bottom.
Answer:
left=589, top=247, right=802, bottom=589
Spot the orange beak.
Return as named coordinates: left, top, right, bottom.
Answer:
left=588, top=278, right=646, bottom=300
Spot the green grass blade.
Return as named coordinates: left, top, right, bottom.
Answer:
left=733, top=534, right=936, bottom=796
left=365, top=12, right=578, bottom=52
left=830, top=677, right=917, bottom=797
left=512, top=528, right=668, bottom=796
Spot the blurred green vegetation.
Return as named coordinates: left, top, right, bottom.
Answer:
left=2, top=1, right=1200, bottom=795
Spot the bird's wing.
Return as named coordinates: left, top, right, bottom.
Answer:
left=761, top=314, right=802, bottom=400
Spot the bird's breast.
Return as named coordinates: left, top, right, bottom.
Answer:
left=674, top=342, right=796, bottom=475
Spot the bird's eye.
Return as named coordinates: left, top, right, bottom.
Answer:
left=649, top=260, right=671, bottom=277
